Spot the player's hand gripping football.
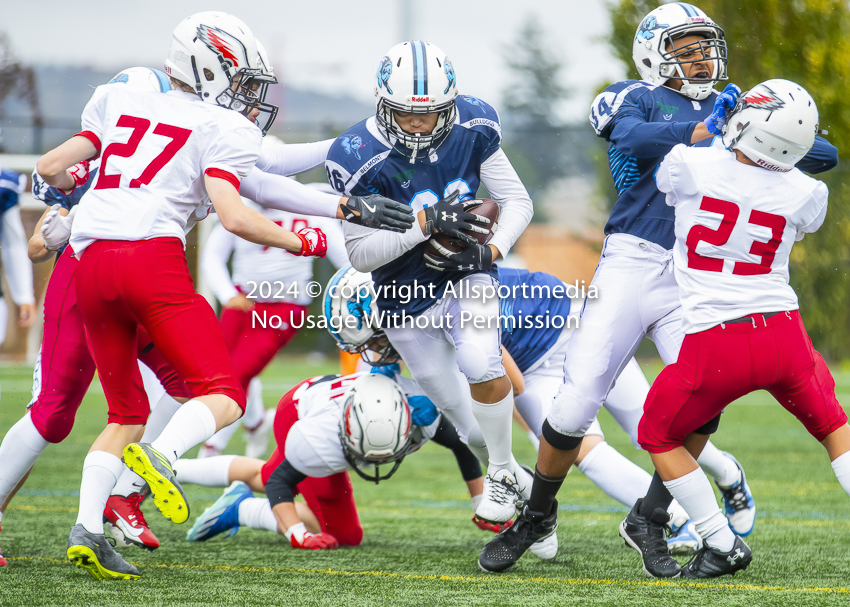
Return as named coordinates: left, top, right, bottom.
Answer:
left=424, top=238, right=494, bottom=273
left=704, top=84, right=741, bottom=136
left=340, top=194, right=415, bottom=233
left=285, top=523, right=339, bottom=550
left=294, top=227, right=328, bottom=258
left=422, top=191, right=490, bottom=245
left=41, top=204, right=77, bottom=251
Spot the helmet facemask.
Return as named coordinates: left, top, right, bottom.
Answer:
left=376, top=97, right=457, bottom=164
left=657, top=24, right=728, bottom=100
left=202, top=66, right=278, bottom=135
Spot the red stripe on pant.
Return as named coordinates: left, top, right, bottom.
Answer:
left=261, top=382, right=363, bottom=546
left=220, top=302, right=306, bottom=393
left=638, top=310, right=848, bottom=453
left=74, top=238, right=244, bottom=425
left=29, top=247, right=191, bottom=442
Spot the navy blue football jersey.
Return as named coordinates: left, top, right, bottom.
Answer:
left=40, top=166, right=98, bottom=256
left=326, top=95, right=502, bottom=317
left=0, top=170, right=25, bottom=222
left=590, top=80, right=838, bottom=250
left=498, top=267, right=572, bottom=374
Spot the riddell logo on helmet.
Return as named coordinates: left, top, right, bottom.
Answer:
left=407, top=96, right=435, bottom=103
left=756, top=158, right=791, bottom=172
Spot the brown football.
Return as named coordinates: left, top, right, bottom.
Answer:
left=423, top=199, right=500, bottom=259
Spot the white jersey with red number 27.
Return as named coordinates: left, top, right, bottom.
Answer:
left=658, top=144, right=828, bottom=334
left=69, top=83, right=262, bottom=254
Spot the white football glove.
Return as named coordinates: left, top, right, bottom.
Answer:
left=41, top=204, right=77, bottom=251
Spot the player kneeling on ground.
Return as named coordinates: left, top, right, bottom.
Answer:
left=176, top=371, right=488, bottom=547
left=638, top=79, right=850, bottom=579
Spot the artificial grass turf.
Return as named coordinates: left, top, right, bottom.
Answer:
left=0, top=356, right=849, bottom=606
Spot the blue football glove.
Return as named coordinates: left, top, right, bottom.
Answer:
left=369, top=363, right=401, bottom=378
left=408, top=395, right=440, bottom=427
left=704, top=84, right=741, bottom=136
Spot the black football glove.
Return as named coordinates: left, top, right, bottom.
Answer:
left=424, top=240, right=494, bottom=273
left=422, top=192, right=490, bottom=245
left=340, top=194, right=415, bottom=233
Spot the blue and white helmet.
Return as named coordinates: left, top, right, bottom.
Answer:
left=632, top=2, right=727, bottom=101
left=324, top=265, right=399, bottom=366
left=108, top=67, right=172, bottom=92
left=375, top=40, right=459, bottom=162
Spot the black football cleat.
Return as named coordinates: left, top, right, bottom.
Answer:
left=478, top=500, right=558, bottom=573
left=683, top=535, right=752, bottom=579
left=619, top=498, right=681, bottom=578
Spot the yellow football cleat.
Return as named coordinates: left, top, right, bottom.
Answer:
left=122, top=443, right=189, bottom=524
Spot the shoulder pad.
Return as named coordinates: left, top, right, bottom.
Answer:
left=456, top=96, right=501, bottom=139
left=326, top=120, right=391, bottom=196
left=589, top=80, right=657, bottom=136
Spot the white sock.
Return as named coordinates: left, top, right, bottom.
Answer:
left=237, top=497, right=277, bottom=533
left=0, top=412, right=49, bottom=514
left=150, top=399, right=218, bottom=465
left=141, top=394, right=183, bottom=443
left=664, top=468, right=735, bottom=552
left=470, top=493, right=483, bottom=513
left=111, top=466, right=147, bottom=498
left=242, top=377, right=265, bottom=429
left=173, top=455, right=237, bottom=487
left=576, top=441, right=651, bottom=507
left=75, top=451, right=123, bottom=534
left=471, top=390, right=515, bottom=469
left=697, top=442, right=741, bottom=488
left=527, top=429, right=540, bottom=451
left=831, top=451, right=850, bottom=496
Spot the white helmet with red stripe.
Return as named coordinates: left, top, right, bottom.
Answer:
left=339, top=374, right=412, bottom=484
left=165, top=11, right=278, bottom=134
left=722, top=79, right=819, bottom=172
left=375, top=40, right=459, bottom=162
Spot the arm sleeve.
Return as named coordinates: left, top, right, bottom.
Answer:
left=264, top=459, right=308, bottom=508
left=255, top=140, right=335, bottom=176
left=796, top=136, right=838, bottom=174
left=0, top=206, right=35, bottom=305
left=200, top=221, right=238, bottom=305
left=608, top=111, right=699, bottom=158
left=480, top=149, right=533, bottom=260
left=343, top=219, right=428, bottom=273
left=203, top=125, right=263, bottom=189
left=241, top=168, right=340, bottom=219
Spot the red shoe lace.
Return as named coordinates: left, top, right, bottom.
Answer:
left=126, top=493, right=150, bottom=530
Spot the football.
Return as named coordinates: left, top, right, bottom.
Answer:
left=423, top=198, right=500, bottom=259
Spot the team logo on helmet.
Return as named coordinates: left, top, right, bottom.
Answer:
left=341, top=135, right=367, bottom=160
left=377, top=56, right=393, bottom=95
left=196, top=24, right=243, bottom=69
left=346, top=286, right=373, bottom=331
left=741, top=86, right=785, bottom=112
left=443, top=58, right=456, bottom=94
left=108, top=73, right=130, bottom=84
left=637, top=15, right=669, bottom=41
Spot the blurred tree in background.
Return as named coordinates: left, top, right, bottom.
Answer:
left=608, top=0, right=850, bottom=358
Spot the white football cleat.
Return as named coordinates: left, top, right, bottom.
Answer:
left=197, top=444, right=222, bottom=459
left=667, top=519, right=702, bottom=556
left=716, top=452, right=756, bottom=536
left=528, top=529, right=558, bottom=560
left=475, top=467, right=525, bottom=524
left=244, top=408, right=275, bottom=459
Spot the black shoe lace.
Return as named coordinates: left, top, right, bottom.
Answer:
left=686, top=547, right=708, bottom=573
left=484, top=474, right=516, bottom=506
left=720, top=484, right=749, bottom=513
left=645, top=521, right=672, bottom=558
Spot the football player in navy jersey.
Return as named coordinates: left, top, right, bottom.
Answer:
left=0, top=169, right=35, bottom=345
left=480, top=3, right=838, bottom=575
left=326, top=41, right=535, bottom=532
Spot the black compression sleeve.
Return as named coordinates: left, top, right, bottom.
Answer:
left=264, top=459, right=307, bottom=508
left=431, top=416, right=482, bottom=482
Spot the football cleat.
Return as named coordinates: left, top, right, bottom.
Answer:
left=103, top=493, right=160, bottom=551
left=683, top=535, right=752, bottom=578
left=122, top=443, right=189, bottom=524
left=244, top=409, right=274, bottom=459
left=475, top=465, right=532, bottom=524
left=66, top=524, right=141, bottom=581
left=716, top=452, right=756, bottom=536
left=667, top=519, right=703, bottom=556
left=619, top=498, right=681, bottom=578
left=0, top=525, right=7, bottom=566
left=472, top=515, right=514, bottom=533
left=478, top=501, right=558, bottom=573
left=186, top=481, right=253, bottom=542
left=197, top=444, right=222, bottom=459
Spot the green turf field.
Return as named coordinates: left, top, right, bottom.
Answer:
left=0, top=355, right=849, bottom=606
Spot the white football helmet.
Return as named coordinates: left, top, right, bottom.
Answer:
left=722, top=79, right=818, bottom=172
left=107, top=67, right=172, bottom=93
left=375, top=40, right=459, bottom=162
left=323, top=265, right=400, bottom=367
left=632, top=2, right=727, bottom=101
left=339, top=374, right=413, bottom=483
left=164, top=11, right=278, bottom=134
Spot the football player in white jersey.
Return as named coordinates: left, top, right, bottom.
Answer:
left=35, top=12, right=329, bottom=580
left=637, top=80, right=850, bottom=578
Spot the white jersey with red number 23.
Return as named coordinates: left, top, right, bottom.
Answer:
left=69, top=83, right=262, bottom=254
left=658, top=144, right=828, bottom=334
